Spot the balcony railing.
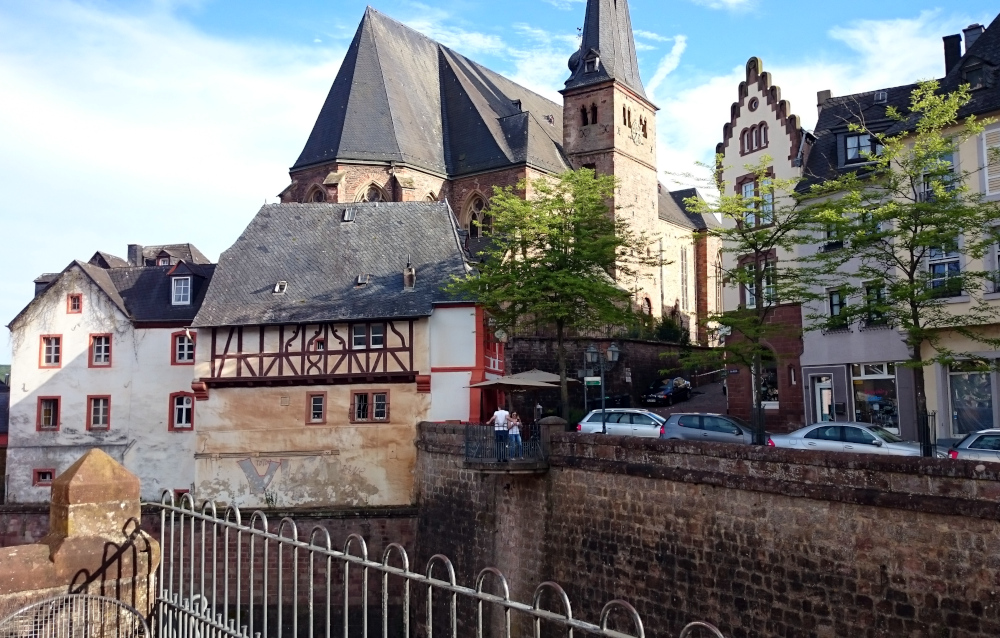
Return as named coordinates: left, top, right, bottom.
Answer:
left=464, top=423, right=548, bottom=469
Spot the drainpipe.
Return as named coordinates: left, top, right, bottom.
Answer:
left=659, top=238, right=665, bottom=315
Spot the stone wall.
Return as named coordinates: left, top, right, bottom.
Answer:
left=415, top=423, right=1000, bottom=638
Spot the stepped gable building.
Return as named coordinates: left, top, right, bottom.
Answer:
left=717, top=15, right=1000, bottom=438
left=281, top=1, right=720, bottom=331
left=5, top=244, right=215, bottom=502
left=188, top=201, right=503, bottom=508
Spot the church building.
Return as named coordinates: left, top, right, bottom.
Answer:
left=280, top=0, right=719, bottom=332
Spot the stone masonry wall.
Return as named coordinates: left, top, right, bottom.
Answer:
left=415, top=423, right=1000, bottom=638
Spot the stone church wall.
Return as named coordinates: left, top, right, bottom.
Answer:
left=416, top=424, right=1000, bottom=638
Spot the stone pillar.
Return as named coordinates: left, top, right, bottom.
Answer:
left=0, top=449, right=160, bottom=620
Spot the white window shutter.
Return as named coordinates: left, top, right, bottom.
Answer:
left=984, top=129, right=1000, bottom=195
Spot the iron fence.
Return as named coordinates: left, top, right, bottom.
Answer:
left=464, top=424, right=546, bottom=464
left=148, top=494, right=725, bottom=638
left=0, top=595, right=149, bottom=638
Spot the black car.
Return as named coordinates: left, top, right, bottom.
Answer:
left=642, top=378, right=691, bottom=406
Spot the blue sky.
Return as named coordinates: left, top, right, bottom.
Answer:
left=1, top=0, right=998, bottom=362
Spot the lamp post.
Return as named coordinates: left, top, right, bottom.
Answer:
left=585, top=343, right=620, bottom=434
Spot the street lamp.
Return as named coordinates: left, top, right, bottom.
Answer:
left=585, top=344, right=620, bottom=434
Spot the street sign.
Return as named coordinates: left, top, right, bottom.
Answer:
left=624, top=367, right=632, bottom=384
left=584, top=377, right=601, bottom=386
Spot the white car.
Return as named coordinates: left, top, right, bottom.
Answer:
left=771, top=422, right=945, bottom=457
left=576, top=408, right=665, bottom=437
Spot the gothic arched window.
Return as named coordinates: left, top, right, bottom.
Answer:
left=309, top=187, right=326, bottom=203
left=590, top=103, right=598, bottom=124
left=580, top=106, right=589, bottom=126
left=467, top=195, right=490, bottom=238
left=356, top=183, right=387, bottom=203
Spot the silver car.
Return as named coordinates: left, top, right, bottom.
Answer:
left=947, top=429, right=1000, bottom=462
left=771, top=422, right=935, bottom=456
left=576, top=408, right=665, bottom=437
left=659, top=413, right=772, bottom=446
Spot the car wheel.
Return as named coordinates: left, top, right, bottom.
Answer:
left=666, top=394, right=673, bottom=406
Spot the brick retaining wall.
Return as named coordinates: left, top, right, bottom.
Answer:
left=415, top=423, right=1000, bottom=637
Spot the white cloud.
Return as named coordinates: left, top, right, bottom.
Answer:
left=0, top=0, right=344, bottom=348
left=656, top=10, right=977, bottom=193
left=505, top=25, right=580, bottom=102
left=403, top=4, right=507, bottom=55
left=634, top=30, right=671, bottom=43
left=542, top=0, right=585, bottom=9
left=689, top=0, right=755, bottom=9
left=646, top=36, right=688, bottom=101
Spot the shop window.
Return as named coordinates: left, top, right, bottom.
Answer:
left=756, top=353, right=779, bottom=407
left=851, top=362, right=899, bottom=432
left=949, top=362, right=994, bottom=436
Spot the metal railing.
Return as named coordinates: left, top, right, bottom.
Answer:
left=149, top=494, right=725, bottom=638
left=464, top=424, right=546, bottom=465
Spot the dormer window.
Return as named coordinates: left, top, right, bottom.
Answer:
left=964, top=65, right=985, bottom=90
left=874, top=91, right=888, bottom=104
left=172, top=277, right=191, bottom=305
left=273, top=281, right=287, bottom=294
left=158, top=257, right=170, bottom=266
left=844, top=133, right=883, bottom=164
left=343, top=208, right=357, bottom=222
left=584, top=54, right=599, bottom=73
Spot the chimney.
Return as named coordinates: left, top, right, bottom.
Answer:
left=964, top=24, right=984, bottom=51
left=403, top=260, right=416, bottom=291
left=943, top=34, right=962, bottom=73
left=817, top=89, right=832, bottom=116
left=127, top=244, right=144, bottom=266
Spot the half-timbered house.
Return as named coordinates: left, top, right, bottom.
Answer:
left=190, top=201, right=500, bottom=507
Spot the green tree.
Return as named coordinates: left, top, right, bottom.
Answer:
left=806, top=81, right=1000, bottom=450
left=679, top=157, right=817, bottom=443
left=448, top=168, right=660, bottom=420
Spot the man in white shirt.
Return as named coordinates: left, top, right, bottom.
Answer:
left=487, top=408, right=510, bottom=461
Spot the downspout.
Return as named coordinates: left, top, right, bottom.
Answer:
left=659, top=238, right=665, bottom=315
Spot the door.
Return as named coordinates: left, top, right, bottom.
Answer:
left=629, top=413, right=661, bottom=438
left=842, top=426, right=884, bottom=454
left=814, top=376, right=834, bottom=422
left=702, top=416, right=746, bottom=444
left=675, top=414, right=703, bottom=440
left=600, top=412, right=630, bottom=436
left=802, top=425, right=844, bottom=451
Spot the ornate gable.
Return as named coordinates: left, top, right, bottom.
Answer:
left=716, top=57, right=806, bottom=165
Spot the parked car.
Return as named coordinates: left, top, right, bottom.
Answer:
left=947, top=429, right=1000, bottom=461
left=642, top=377, right=691, bottom=406
left=771, top=422, right=947, bottom=457
left=576, top=408, right=666, bottom=437
left=659, top=413, right=773, bottom=446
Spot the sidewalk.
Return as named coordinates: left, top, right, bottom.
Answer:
left=648, top=381, right=729, bottom=418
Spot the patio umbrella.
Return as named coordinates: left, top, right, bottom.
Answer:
left=506, top=369, right=579, bottom=384
left=468, top=378, right=558, bottom=389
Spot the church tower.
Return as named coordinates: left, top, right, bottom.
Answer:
left=562, top=0, right=661, bottom=314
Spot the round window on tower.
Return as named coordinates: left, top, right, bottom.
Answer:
left=748, top=97, right=759, bottom=112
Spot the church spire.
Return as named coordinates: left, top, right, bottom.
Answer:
left=564, top=0, right=647, bottom=100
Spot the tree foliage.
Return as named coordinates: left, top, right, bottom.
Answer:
left=678, top=156, right=817, bottom=439
left=447, top=168, right=661, bottom=419
left=805, top=80, right=1000, bottom=417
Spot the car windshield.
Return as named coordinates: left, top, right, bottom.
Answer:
left=868, top=426, right=903, bottom=443
left=727, top=416, right=752, bottom=429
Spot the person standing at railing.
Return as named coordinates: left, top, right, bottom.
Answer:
left=487, top=407, right=510, bottom=461
left=509, top=413, right=523, bottom=459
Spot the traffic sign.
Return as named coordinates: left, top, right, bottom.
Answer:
left=584, top=376, right=601, bottom=386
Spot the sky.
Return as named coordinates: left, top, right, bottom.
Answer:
left=1, top=0, right=998, bottom=363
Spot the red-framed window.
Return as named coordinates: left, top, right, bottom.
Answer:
left=33, top=469, right=56, bottom=487
left=350, top=391, right=389, bottom=423
left=87, top=395, right=111, bottom=431
left=311, top=338, right=326, bottom=351
left=89, top=334, right=112, bottom=367
left=169, top=392, right=195, bottom=431
left=67, top=294, right=83, bottom=314
left=173, top=488, right=190, bottom=502
left=39, top=335, right=62, bottom=368
left=172, top=331, right=196, bottom=365
left=306, top=392, right=327, bottom=424
left=36, top=396, right=61, bottom=431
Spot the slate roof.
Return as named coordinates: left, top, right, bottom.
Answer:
left=564, top=0, right=647, bottom=101
left=802, top=13, right=1000, bottom=192
left=192, top=202, right=470, bottom=327
left=11, top=254, right=215, bottom=328
left=293, top=8, right=569, bottom=178
left=141, top=244, right=212, bottom=265
left=89, top=251, right=130, bottom=269
left=657, top=186, right=719, bottom=231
